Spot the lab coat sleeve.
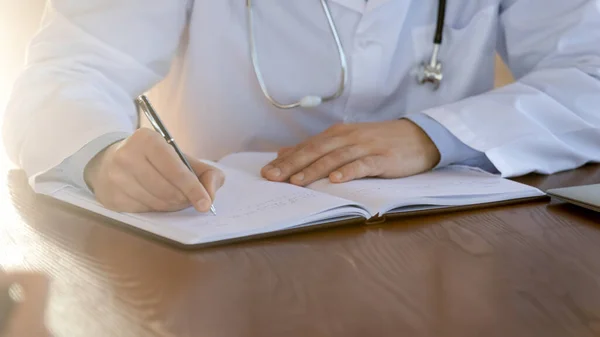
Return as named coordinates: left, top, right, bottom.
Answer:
left=2, top=0, right=191, bottom=188
left=42, top=132, right=129, bottom=190
left=404, top=112, right=496, bottom=171
left=421, top=0, right=600, bottom=177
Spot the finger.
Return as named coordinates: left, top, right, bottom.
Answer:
left=101, top=189, right=150, bottom=213
left=262, top=135, right=349, bottom=182
left=277, top=146, right=294, bottom=157
left=329, top=156, right=385, bottom=183
left=145, top=141, right=211, bottom=212
left=289, top=145, right=369, bottom=186
left=188, top=157, right=225, bottom=203
left=263, top=124, right=349, bottom=177
left=129, top=156, right=188, bottom=205
left=198, top=169, right=226, bottom=203
left=116, top=170, right=185, bottom=212
left=274, top=124, right=348, bottom=160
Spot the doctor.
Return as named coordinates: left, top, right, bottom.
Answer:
left=3, top=0, right=600, bottom=214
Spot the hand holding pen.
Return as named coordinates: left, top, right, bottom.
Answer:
left=83, top=96, right=224, bottom=214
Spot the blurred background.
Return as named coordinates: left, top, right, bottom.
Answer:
left=0, top=0, right=45, bottom=112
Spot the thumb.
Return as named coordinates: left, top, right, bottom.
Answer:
left=188, top=158, right=226, bottom=203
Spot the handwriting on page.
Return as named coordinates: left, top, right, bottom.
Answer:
left=128, top=169, right=353, bottom=243
left=135, top=190, right=320, bottom=231
left=214, top=190, right=317, bottom=222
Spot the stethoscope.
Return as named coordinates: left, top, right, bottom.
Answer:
left=246, top=0, right=447, bottom=109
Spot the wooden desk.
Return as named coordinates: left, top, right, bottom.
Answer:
left=2, top=165, right=600, bottom=337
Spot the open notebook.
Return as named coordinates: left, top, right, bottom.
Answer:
left=35, top=152, right=545, bottom=248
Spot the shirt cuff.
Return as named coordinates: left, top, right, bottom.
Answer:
left=40, top=132, right=130, bottom=190
left=404, top=112, right=497, bottom=172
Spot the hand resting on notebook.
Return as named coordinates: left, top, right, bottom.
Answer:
left=261, top=120, right=441, bottom=187
left=84, top=128, right=225, bottom=213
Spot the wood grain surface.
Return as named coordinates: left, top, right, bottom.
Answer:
left=2, top=165, right=600, bottom=337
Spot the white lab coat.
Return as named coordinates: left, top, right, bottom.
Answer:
left=3, top=0, right=600, bottom=185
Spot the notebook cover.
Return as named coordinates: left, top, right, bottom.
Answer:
left=382, top=195, right=549, bottom=220
left=547, top=184, right=600, bottom=213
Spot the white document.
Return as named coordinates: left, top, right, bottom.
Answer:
left=37, top=152, right=545, bottom=247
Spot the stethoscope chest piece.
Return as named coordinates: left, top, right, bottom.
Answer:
left=417, top=43, right=443, bottom=90
left=417, top=0, right=447, bottom=91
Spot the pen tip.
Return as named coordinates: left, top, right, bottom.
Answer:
left=210, top=205, right=217, bottom=216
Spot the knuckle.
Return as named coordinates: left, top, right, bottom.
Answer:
left=205, top=168, right=220, bottom=179
left=327, top=123, right=346, bottom=133
left=112, top=149, right=132, bottom=167
left=106, top=167, right=123, bottom=184
left=176, top=193, right=189, bottom=205
left=218, top=172, right=226, bottom=187
left=182, top=183, right=204, bottom=202
left=278, top=159, right=297, bottom=172
left=345, top=163, right=363, bottom=177
left=109, top=194, right=129, bottom=212
left=148, top=136, right=166, bottom=154
left=150, top=199, right=171, bottom=212
left=207, top=169, right=226, bottom=186
left=361, top=157, right=382, bottom=175
left=380, top=148, right=396, bottom=158
left=129, top=129, right=149, bottom=145
left=329, top=135, right=345, bottom=145
left=360, top=156, right=377, bottom=168
left=171, top=168, right=191, bottom=185
left=303, top=142, right=323, bottom=155
left=333, top=147, right=357, bottom=162
left=368, top=135, right=385, bottom=144
left=164, top=188, right=183, bottom=202
left=162, top=204, right=186, bottom=212
left=306, top=162, right=327, bottom=177
left=277, top=146, right=292, bottom=156
left=136, top=128, right=155, bottom=140
left=351, top=131, right=371, bottom=143
left=169, top=189, right=188, bottom=204
left=96, top=193, right=115, bottom=210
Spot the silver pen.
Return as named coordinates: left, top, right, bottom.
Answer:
left=135, top=95, right=217, bottom=215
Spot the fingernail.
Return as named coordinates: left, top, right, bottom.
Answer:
left=263, top=165, right=273, bottom=172
left=267, top=167, right=281, bottom=178
left=292, top=172, right=304, bottom=182
left=196, top=199, right=211, bottom=212
left=331, top=171, right=343, bottom=181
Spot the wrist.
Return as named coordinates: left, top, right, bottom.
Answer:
left=403, top=119, right=441, bottom=169
left=84, top=142, right=120, bottom=192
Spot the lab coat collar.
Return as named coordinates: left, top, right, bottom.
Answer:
left=329, top=0, right=366, bottom=13
left=330, top=0, right=399, bottom=14
left=365, top=0, right=396, bottom=12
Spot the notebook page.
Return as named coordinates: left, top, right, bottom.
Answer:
left=306, top=166, right=544, bottom=215
left=217, top=152, right=544, bottom=215
left=43, top=165, right=369, bottom=245
left=218, top=152, right=277, bottom=178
